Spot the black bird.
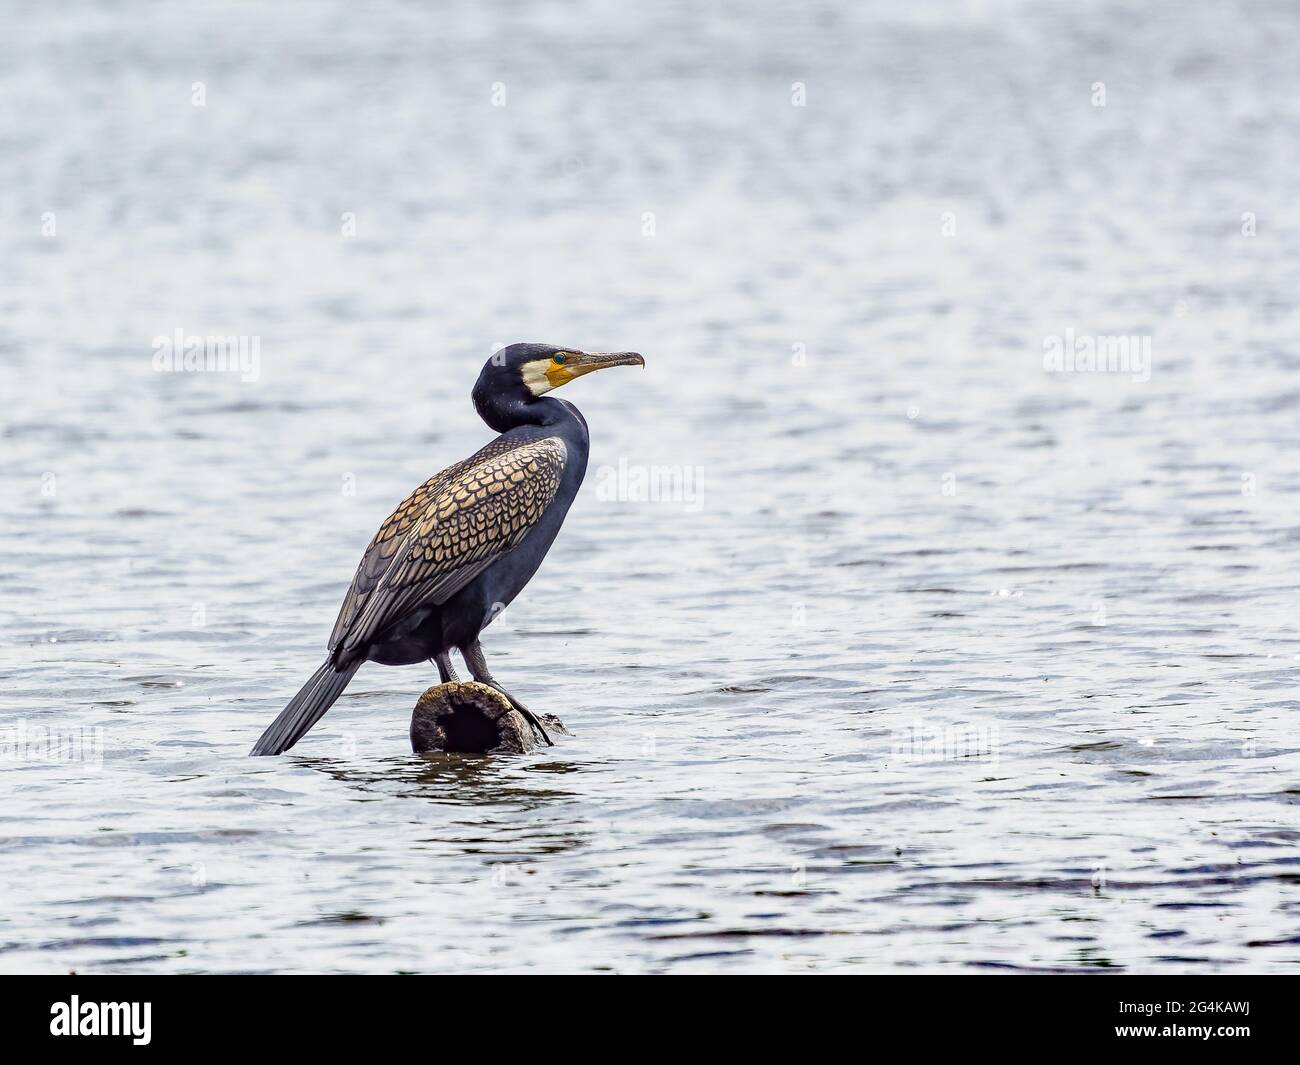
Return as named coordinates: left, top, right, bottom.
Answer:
left=250, top=343, right=644, bottom=756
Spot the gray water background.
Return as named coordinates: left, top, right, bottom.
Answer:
left=2, top=0, right=1299, bottom=972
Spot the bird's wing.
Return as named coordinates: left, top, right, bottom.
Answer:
left=327, top=464, right=464, bottom=652
left=328, top=435, right=567, bottom=660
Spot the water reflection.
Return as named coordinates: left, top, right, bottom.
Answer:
left=299, top=753, right=584, bottom=809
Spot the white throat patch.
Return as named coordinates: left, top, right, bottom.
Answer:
left=520, top=358, right=555, bottom=396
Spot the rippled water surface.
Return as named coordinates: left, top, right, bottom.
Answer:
left=3, top=0, right=1300, bottom=973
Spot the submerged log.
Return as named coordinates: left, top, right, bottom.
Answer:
left=410, top=681, right=567, bottom=754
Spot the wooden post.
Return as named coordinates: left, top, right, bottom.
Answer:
left=410, top=681, right=566, bottom=754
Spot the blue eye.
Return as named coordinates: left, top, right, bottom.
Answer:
left=553, top=353, right=567, bottom=364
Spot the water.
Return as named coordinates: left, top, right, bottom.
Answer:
left=2, top=0, right=1299, bottom=973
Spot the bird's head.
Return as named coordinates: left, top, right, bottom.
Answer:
left=483, top=343, right=645, bottom=395
left=473, top=343, right=644, bottom=430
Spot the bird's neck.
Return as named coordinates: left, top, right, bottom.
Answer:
left=473, top=391, right=577, bottom=435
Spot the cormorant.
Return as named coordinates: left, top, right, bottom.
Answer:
left=250, top=343, right=644, bottom=756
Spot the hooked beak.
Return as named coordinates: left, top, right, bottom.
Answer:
left=571, top=351, right=645, bottom=374
left=548, top=350, right=645, bottom=387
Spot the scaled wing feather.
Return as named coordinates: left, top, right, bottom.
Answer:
left=328, top=436, right=567, bottom=660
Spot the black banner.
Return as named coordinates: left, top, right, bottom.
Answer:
left=1, top=974, right=1290, bottom=1052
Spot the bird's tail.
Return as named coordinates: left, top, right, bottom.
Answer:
left=249, top=660, right=361, bottom=756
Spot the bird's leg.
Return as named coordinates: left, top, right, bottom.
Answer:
left=433, top=652, right=459, bottom=684
left=460, top=639, right=553, bottom=747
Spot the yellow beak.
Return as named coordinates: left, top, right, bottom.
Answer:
left=546, top=351, right=645, bottom=388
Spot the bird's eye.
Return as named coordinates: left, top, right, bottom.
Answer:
left=553, top=353, right=567, bottom=365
